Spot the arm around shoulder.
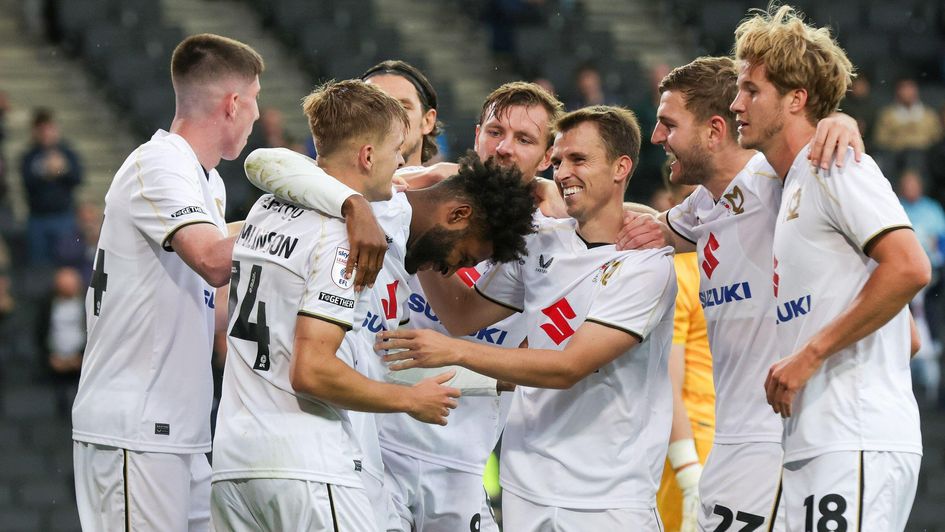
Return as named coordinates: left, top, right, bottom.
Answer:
left=169, top=223, right=236, bottom=287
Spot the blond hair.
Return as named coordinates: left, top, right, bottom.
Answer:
left=733, top=4, right=854, bottom=122
left=302, top=79, right=409, bottom=157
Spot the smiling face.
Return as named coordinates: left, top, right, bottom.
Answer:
left=651, top=89, right=715, bottom=186
left=730, top=63, right=787, bottom=153
left=474, top=103, right=552, bottom=181
left=551, top=121, right=627, bottom=224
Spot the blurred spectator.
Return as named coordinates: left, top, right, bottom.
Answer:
left=567, top=63, right=617, bottom=109
left=0, top=235, right=14, bottom=321
left=842, top=76, right=877, bottom=150
left=483, top=0, right=547, bottom=56
left=54, top=202, right=101, bottom=281
left=20, top=108, right=83, bottom=264
left=531, top=76, right=557, bottom=99
left=898, top=168, right=945, bottom=404
left=873, top=79, right=943, bottom=177
left=0, top=91, right=9, bottom=212
left=926, top=104, right=945, bottom=206
left=36, top=266, right=86, bottom=416
left=258, top=107, right=302, bottom=152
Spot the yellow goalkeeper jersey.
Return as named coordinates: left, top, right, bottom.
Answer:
left=673, top=252, right=715, bottom=441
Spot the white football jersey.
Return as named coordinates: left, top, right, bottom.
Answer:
left=377, top=265, right=522, bottom=475
left=477, top=217, right=676, bottom=509
left=667, top=152, right=783, bottom=444
left=376, top=210, right=552, bottom=475
left=772, top=145, right=921, bottom=463
left=340, top=192, right=413, bottom=484
left=212, top=194, right=365, bottom=487
left=72, top=130, right=226, bottom=453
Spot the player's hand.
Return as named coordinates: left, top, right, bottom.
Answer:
left=396, top=162, right=457, bottom=189
left=407, top=370, right=461, bottom=425
left=764, top=348, right=822, bottom=417
left=615, top=211, right=668, bottom=250
left=341, top=195, right=387, bottom=291
left=534, top=177, right=568, bottom=219
left=377, top=328, right=461, bottom=369
left=678, top=465, right=701, bottom=532
left=497, top=380, right=516, bottom=393
left=809, top=112, right=864, bottom=170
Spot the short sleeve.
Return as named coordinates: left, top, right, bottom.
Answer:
left=667, top=195, right=698, bottom=245
left=245, top=148, right=359, bottom=219
left=129, top=146, right=218, bottom=251
left=819, top=154, right=912, bottom=252
left=585, top=249, right=676, bottom=341
left=298, top=233, right=358, bottom=331
left=474, top=257, right=525, bottom=313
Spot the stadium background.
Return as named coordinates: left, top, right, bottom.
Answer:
left=0, top=0, right=943, bottom=529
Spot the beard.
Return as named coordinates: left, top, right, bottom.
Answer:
left=404, top=226, right=464, bottom=274
left=670, top=139, right=714, bottom=186
left=402, top=137, right=422, bottom=166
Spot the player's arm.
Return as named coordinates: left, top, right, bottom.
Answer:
left=380, top=321, right=638, bottom=389
left=766, top=228, right=930, bottom=416
left=169, top=224, right=236, bottom=287
left=666, top=342, right=702, bottom=532
left=395, top=162, right=458, bottom=189
left=416, top=270, right=517, bottom=336
left=808, top=111, right=865, bottom=170
left=291, top=315, right=461, bottom=425
left=616, top=208, right=694, bottom=253
left=245, top=148, right=388, bottom=290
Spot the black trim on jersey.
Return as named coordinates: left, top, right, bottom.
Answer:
left=297, top=311, right=353, bottom=332
left=584, top=318, right=643, bottom=343
left=576, top=233, right=612, bottom=249
left=766, top=474, right=783, bottom=532
left=654, top=509, right=664, bottom=532
left=123, top=449, right=130, bottom=532
left=665, top=215, right=697, bottom=246
left=161, top=220, right=217, bottom=251
left=399, top=317, right=411, bottom=326
left=473, top=284, right=523, bottom=313
left=863, top=225, right=913, bottom=257
left=327, top=484, right=339, bottom=532
left=857, top=451, right=864, bottom=532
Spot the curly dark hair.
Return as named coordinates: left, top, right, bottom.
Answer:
left=431, top=151, right=537, bottom=263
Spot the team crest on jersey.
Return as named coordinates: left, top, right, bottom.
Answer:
left=332, top=247, right=353, bottom=289
left=536, top=254, right=554, bottom=273
left=592, top=259, right=623, bottom=285
left=722, top=186, right=745, bottom=215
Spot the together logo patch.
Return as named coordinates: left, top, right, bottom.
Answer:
left=171, top=206, right=206, bottom=218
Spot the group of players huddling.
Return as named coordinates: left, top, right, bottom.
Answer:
left=70, top=4, right=928, bottom=531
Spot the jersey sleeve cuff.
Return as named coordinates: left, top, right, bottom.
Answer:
left=666, top=216, right=697, bottom=246
left=297, top=311, right=353, bottom=331
left=162, top=220, right=218, bottom=251
left=584, top=318, right=644, bottom=343
left=473, top=284, right=523, bottom=313
left=862, top=225, right=913, bottom=256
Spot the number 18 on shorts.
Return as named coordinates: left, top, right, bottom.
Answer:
left=781, top=451, right=920, bottom=532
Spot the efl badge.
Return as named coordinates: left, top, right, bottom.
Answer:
left=332, top=247, right=354, bottom=289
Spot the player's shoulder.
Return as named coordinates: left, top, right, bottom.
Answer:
left=130, top=131, right=203, bottom=184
